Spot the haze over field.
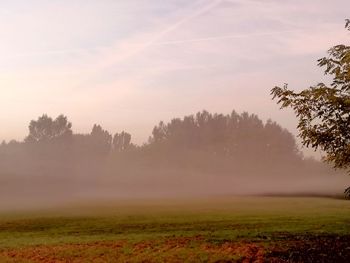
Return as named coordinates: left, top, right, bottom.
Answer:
left=0, top=110, right=349, bottom=210
left=1, top=1, right=350, bottom=210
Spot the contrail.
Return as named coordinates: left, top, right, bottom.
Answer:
left=4, top=47, right=98, bottom=59
left=99, top=0, right=223, bottom=66
left=153, top=30, right=301, bottom=46
left=74, top=0, right=223, bottom=86
left=5, top=1, right=222, bottom=61
left=6, top=29, right=298, bottom=59
left=144, top=0, right=223, bottom=46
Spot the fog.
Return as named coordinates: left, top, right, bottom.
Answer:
left=1, top=1, right=350, bottom=212
left=0, top=111, right=348, bottom=211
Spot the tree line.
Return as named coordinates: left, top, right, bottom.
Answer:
left=0, top=110, right=300, bottom=159
left=0, top=109, right=326, bottom=180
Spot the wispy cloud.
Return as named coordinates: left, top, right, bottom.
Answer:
left=153, top=29, right=301, bottom=46
left=88, top=0, right=223, bottom=71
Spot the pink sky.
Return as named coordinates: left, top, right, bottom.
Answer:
left=0, top=0, right=349, bottom=157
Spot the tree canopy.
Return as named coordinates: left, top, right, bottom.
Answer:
left=25, top=114, right=72, bottom=143
left=113, top=131, right=131, bottom=152
left=90, top=124, right=113, bottom=155
left=271, top=20, right=350, bottom=173
left=149, top=110, right=299, bottom=163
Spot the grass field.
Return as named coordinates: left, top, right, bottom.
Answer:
left=0, top=196, right=350, bottom=262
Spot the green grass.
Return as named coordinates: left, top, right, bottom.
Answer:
left=0, top=196, right=350, bottom=249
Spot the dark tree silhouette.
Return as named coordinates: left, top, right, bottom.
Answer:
left=147, top=110, right=300, bottom=168
left=25, top=114, right=72, bottom=143
left=113, top=131, right=131, bottom=152
left=90, top=124, right=112, bottom=155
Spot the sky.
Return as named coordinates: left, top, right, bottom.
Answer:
left=0, top=0, right=349, bottom=156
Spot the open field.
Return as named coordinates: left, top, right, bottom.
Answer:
left=0, top=196, right=350, bottom=262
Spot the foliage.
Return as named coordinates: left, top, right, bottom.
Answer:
left=149, top=110, right=300, bottom=162
left=0, top=110, right=330, bottom=183
left=113, top=131, right=132, bottom=152
left=271, top=20, right=350, bottom=174
left=90, top=124, right=113, bottom=155
left=25, top=114, right=72, bottom=143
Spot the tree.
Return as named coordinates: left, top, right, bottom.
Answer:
left=271, top=20, right=350, bottom=178
left=90, top=124, right=112, bottom=155
left=25, top=114, right=72, bottom=143
left=113, top=131, right=131, bottom=152
left=147, top=110, right=300, bottom=166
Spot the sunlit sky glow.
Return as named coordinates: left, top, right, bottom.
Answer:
left=1, top=0, right=349, bottom=156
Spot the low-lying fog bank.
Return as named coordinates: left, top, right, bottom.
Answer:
left=0, top=170, right=348, bottom=211
left=1, top=111, right=349, bottom=211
